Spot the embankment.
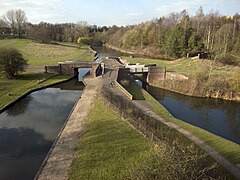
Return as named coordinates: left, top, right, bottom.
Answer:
left=150, top=79, right=240, bottom=101
left=105, top=43, right=173, bottom=60
left=101, top=83, right=240, bottom=178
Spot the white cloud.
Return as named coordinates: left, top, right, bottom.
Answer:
left=0, top=0, right=65, bottom=23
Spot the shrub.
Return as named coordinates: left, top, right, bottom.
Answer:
left=215, top=54, right=239, bottom=66
left=0, top=48, right=28, bottom=78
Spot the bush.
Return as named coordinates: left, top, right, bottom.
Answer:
left=215, top=54, right=239, bottom=66
left=0, top=48, right=28, bottom=78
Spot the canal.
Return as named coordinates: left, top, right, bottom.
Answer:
left=0, top=79, right=84, bottom=180
left=147, top=85, right=240, bottom=145
left=94, top=46, right=240, bottom=145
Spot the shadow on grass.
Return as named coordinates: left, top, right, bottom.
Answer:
left=124, top=83, right=145, bottom=100
left=15, top=73, right=53, bottom=81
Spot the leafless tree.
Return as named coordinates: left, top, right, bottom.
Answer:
left=3, top=9, right=15, bottom=35
left=3, top=9, right=27, bottom=37
left=15, top=9, right=27, bottom=37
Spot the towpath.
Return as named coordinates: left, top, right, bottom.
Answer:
left=36, top=58, right=122, bottom=180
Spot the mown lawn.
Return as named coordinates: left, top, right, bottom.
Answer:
left=0, top=38, right=30, bottom=48
left=69, top=99, right=157, bottom=180
left=0, top=39, right=94, bottom=66
left=0, top=72, right=70, bottom=109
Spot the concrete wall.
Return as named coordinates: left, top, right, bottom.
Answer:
left=147, top=67, right=166, bottom=83
left=117, top=68, right=130, bottom=81
left=117, top=68, right=131, bottom=85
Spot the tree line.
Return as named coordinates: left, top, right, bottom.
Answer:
left=0, top=7, right=239, bottom=64
left=96, top=7, right=239, bottom=64
left=0, top=9, right=107, bottom=44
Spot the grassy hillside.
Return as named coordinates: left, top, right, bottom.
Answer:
left=0, top=39, right=94, bottom=65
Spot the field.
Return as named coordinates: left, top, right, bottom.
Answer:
left=0, top=39, right=94, bottom=65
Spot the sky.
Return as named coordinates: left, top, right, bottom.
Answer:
left=0, top=0, right=239, bottom=26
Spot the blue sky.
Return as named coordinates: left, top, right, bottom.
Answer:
left=1, top=0, right=239, bottom=26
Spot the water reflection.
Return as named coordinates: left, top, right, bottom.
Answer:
left=78, top=68, right=91, bottom=81
left=0, top=79, right=83, bottom=180
left=147, top=85, right=240, bottom=144
left=92, top=46, right=130, bottom=62
left=6, top=96, right=32, bottom=116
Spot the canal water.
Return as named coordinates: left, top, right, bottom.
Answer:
left=0, top=79, right=84, bottom=180
left=147, top=85, right=240, bottom=145
left=94, top=46, right=240, bottom=145
left=92, top=45, right=129, bottom=62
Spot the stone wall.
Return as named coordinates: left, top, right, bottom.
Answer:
left=45, top=65, right=60, bottom=74
left=45, top=62, right=100, bottom=77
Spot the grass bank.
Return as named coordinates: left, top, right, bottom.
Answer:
left=126, top=83, right=240, bottom=165
left=0, top=39, right=94, bottom=66
left=124, top=56, right=240, bottom=101
left=69, top=99, right=157, bottom=179
left=0, top=72, right=70, bottom=109
left=100, top=86, right=232, bottom=178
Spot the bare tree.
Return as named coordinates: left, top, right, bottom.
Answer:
left=3, top=9, right=15, bottom=35
left=3, top=9, right=27, bottom=37
left=15, top=9, right=27, bottom=37
left=76, top=21, right=88, bottom=37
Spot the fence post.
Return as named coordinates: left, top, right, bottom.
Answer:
left=164, top=67, right=166, bottom=79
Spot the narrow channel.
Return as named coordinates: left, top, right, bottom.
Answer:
left=147, top=84, right=240, bottom=145
left=94, top=46, right=240, bottom=145
left=0, top=78, right=84, bottom=180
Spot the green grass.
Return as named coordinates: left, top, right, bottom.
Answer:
left=0, top=38, right=31, bottom=49
left=69, top=99, right=157, bottom=180
left=124, top=83, right=145, bottom=100
left=0, top=72, right=70, bottom=109
left=137, top=86, right=240, bottom=164
left=0, top=39, right=94, bottom=109
left=124, top=56, right=240, bottom=78
left=0, top=39, right=94, bottom=66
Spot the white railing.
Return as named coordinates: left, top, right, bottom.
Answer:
left=129, top=67, right=149, bottom=73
